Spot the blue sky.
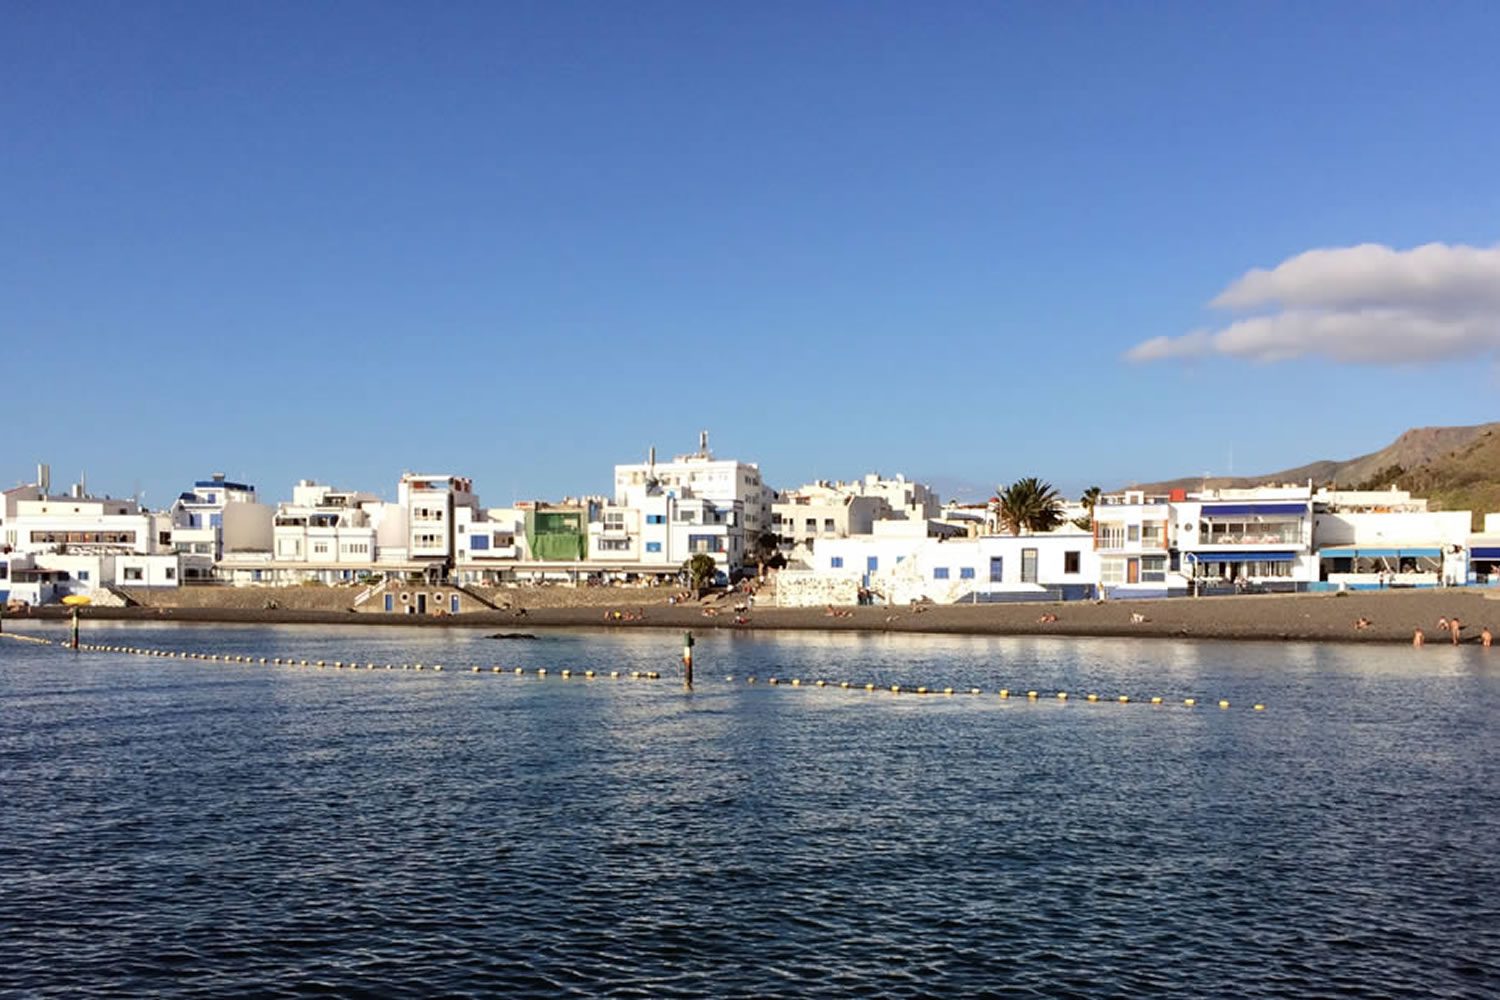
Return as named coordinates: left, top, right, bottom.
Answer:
left=5, top=2, right=1499, bottom=506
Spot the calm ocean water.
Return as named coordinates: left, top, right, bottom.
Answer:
left=1, top=622, right=1497, bottom=998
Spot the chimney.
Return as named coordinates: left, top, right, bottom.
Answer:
left=649, top=446, right=656, bottom=468
left=37, top=463, right=50, bottom=494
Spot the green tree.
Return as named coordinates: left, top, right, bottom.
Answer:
left=993, top=477, right=1066, bottom=536
left=683, top=553, right=718, bottom=591
left=1073, top=485, right=1102, bottom=531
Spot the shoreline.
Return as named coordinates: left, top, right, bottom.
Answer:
left=11, top=588, right=1498, bottom=645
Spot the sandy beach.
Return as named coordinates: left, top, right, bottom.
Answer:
left=15, top=587, right=1499, bottom=645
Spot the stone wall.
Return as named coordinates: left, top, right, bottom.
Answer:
left=775, top=570, right=860, bottom=608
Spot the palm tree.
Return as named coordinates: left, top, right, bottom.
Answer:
left=1073, top=485, right=1102, bottom=531
left=992, top=477, right=1066, bottom=536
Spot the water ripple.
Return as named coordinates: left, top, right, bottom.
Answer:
left=1, top=624, right=1497, bottom=997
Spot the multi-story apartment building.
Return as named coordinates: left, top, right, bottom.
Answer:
left=168, top=474, right=273, bottom=580
left=613, top=433, right=770, bottom=538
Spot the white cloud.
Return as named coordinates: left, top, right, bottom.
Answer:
left=1127, top=242, right=1500, bottom=364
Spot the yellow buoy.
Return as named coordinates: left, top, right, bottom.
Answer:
left=1057, top=692, right=1068, bottom=700
left=585, top=670, right=596, bottom=678
left=864, top=683, right=875, bottom=691
left=816, top=680, right=827, bottom=688
left=891, top=685, right=901, bottom=694
left=561, top=669, right=572, bottom=678
left=943, top=688, right=954, bottom=696
left=1150, top=696, right=1163, bottom=705
left=1254, top=703, right=1265, bottom=711
left=791, top=679, right=801, bottom=687
left=916, top=686, right=928, bottom=695
left=1218, top=700, right=1230, bottom=709
left=1027, top=690, right=1038, bottom=700
left=1184, top=698, right=1196, bottom=707
left=1087, top=693, right=1098, bottom=702
left=840, top=681, right=851, bottom=689
left=999, top=689, right=1010, bottom=699
left=1118, top=695, right=1130, bottom=703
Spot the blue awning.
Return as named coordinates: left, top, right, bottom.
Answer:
left=1470, top=546, right=1500, bottom=559
left=1201, top=503, right=1307, bottom=516
left=1317, top=547, right=1441, bottom=559
left=1190, top=551, right=1296, bottom=563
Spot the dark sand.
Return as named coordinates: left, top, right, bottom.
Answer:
left=17, top=588, right=1500, bottom=645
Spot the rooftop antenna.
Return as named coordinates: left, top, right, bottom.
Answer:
left=699, top=429, right=709, bottom=456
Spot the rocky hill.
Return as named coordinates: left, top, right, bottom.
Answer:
left=1132, top=422, right=1500, bottom=527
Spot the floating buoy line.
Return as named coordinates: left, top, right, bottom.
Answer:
left=1, top=631, right=1268, bottom=712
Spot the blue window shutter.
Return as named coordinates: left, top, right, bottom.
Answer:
left=831, top=556, right=843, bottom=568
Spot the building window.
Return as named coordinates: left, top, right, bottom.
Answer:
left=687, top=534, right=723, bottom=554
left=1127, top=524, right=1141, bottom=543
left=313, top=543, right=329, bottom=555
left=867, top=556, right=878, bottom=572
left=1100, top=556, right=1126, bottom=585
left=823, top=518, right=835, bottom=533
left=1064, top=551, right=1081, bottom=574
left=471, top=535, right=490, bottom=551
left=1021, top=548, right=1039, bottom=583
left=124, top=567, right=143, bottom=582
left=1141, top=554, right=1167, bottom=582
left=960, top=567, right=975, bottom=580
left=164, top=567, right=176, bottom=580
left=78, top=571, right=90, bottom=582
left=598, top=538, right=631, bottom=552
left=1097, top=523, right=1125, bottom=548
left=830, top=556, right=843, bottom=568
left=989, top=557, right=1004, bottom=582
left=1142, top=522, right=1164, bottom=546
left=646, top=542, right=662, bottom=553
left=604, top=512, right=626, bottom=530
left=934, top=567, right=949, bottom=580
left=646, top=514, right=665, bottom=525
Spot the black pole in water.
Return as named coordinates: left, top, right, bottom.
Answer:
left=682, top=631, right=695, bottom=689
left=71, top=607, right=80, bottom=650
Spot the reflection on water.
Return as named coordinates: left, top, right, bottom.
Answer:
left=1, top=622, right=1497, bottom=998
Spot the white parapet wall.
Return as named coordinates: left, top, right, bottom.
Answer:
left=776, top=569, right=860, bottom=608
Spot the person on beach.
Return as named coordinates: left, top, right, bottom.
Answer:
left=1413, top=629, right=1425, bottom=647
left=1449, top=618, right=1463, bottom=645
left=1355, top=617, right=1371, bottom=630
left=1482, top=626, right=1493, bottom=648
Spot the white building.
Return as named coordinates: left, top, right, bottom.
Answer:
left=0, top=474, right=180, bottom=601
left=1174, top=486, right=1318, bottom=591
left=168, top=473, right=273, bottom=580
left=780, top=520, right=1096, bottom=606
left=397, top=473, right=481, bottom=580
left=1091, top=490, right=1185, bottom=597
left=614, top=433, right=770, bottom=539
left=1313, top=489, right=1470, bottom=587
